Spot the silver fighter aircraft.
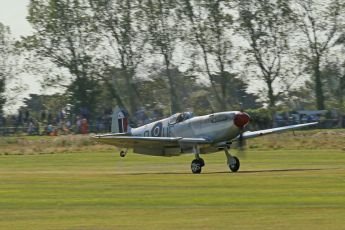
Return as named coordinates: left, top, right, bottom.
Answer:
left=94, top=107, right=318, bottom=174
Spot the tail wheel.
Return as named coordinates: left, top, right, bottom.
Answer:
left=191, top=158, right=203, bottom=174
left=229, top=156, right=240, bottom=172
left=120, top=150, right=127, bottom=157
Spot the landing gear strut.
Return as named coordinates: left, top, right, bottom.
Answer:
left=224, top=147, right=240, bottom=172
left=191, top=145, right=205, bottom=174
left=120, top=149, right=127, bottom=157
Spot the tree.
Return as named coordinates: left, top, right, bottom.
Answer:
left=294, top=0, right=345, bottom=110
left=0, top=22, right=16, bottom=116
left=238, top=0, right=297, bottom=110
left=20, top=93, right=70, bottom=122
left=89, top=0, right=147, bottom=116
left=141, top=0, right=183, bottom=113
left=181, top=0, right=236, bottom=111
left=322, top=62, right=345, bottom=110
left=25, top=0, right=100, bottom=117
left=212, top=71, right=261, bottom=110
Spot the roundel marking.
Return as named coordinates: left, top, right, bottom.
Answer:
left=117, top=111, right=125, bottom=119
left=151, top=122, right=163, bottom=137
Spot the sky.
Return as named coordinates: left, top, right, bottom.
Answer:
left=0, top=0, right=32, bottom=38
left=0, top=0, right=41, bottom=114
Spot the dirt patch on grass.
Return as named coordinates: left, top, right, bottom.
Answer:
left=240, top=129, right=345, bottom=151
left=0, top=135, right=114, bottom=155
left=1, top=130, right=344, bottom=155
left=311, top=130, right=345, bottom=137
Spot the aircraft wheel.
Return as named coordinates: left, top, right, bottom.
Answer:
left=120, top=150, right=127, bottom=157
left=191, top=159, right=203, bottom=174
left=229, top=156, right=240, bottom=172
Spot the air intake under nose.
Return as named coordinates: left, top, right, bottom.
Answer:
left=234, top=112, right=250, bottom=128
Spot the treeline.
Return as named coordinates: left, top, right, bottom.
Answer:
left=1, top=0, right=345, bottom=120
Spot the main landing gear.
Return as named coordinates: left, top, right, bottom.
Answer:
left=191, top=146, right=205, bottom=174
left=190, top=145, right=240, bottom=174
left=224, top=147, right=240, bottom=172
left=191, top=158, right=205, bottom=174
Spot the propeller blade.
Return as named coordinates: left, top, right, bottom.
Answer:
left=237, top=129, right=246, bottom=148
left=234, top=111, right=250, bottom=157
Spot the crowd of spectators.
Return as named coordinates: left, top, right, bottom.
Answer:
left=0, top=108, right=113, bottom=136
left=0, top=108, right=344, bottom=136
left=274, top=110, right=345, bottom=128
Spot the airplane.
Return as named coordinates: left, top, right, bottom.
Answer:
left=94, top=107, right=318, bottom=174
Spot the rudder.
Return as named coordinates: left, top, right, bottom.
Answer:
left=111, top=106, right=130, bottom=133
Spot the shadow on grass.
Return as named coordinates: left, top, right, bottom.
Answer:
left=115, top=168, right=337, bottom=176
left=237, top=168, right=335, bottom=174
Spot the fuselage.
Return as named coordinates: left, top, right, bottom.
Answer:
left=131, top=111, right=248, bottom=146
left=95, top=110, right=250, bottom=156
left=95, top=108, right=317, bottom=173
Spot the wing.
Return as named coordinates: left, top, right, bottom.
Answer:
left=93, top=134, right=211, bottom=149
left=234, top=122, right=318, bottom=141
left=240, top=122, right=318, bottom=140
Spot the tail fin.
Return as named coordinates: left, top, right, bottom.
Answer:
left=111, top=106, right=131, bottom=133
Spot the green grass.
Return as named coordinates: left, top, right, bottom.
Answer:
left=1, top=146, right=345, bottom=229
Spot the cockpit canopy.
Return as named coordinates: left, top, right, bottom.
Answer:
left=169, top=112, right=194, bottom=124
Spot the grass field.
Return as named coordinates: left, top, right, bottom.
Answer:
left=1, top=131, right=345, bottom=229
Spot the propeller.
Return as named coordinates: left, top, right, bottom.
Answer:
left=234, top=111, right=250, bottom=154
left=237, top=129, right=246, bottom=151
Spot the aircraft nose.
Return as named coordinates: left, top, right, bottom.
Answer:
left=234, top=112, right=250, bottom=128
